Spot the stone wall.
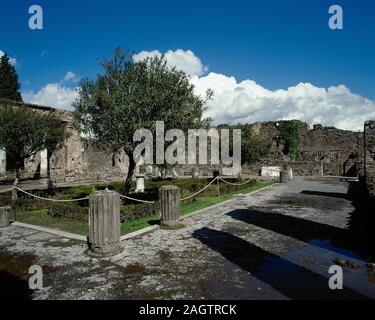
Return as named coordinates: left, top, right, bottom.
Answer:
left=364, top=121, right=375, bottom=198
left=0, top=102, right=128, bottom=184
left=242, top=121, right=363, bottom=177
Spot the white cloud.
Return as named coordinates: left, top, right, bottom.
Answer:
left=18, top=49, right=375, bottom=131
left=22, top=83, right=78, bottom=111
left=0, top=50, right=17, bottom=66
left=190, top=73, right=375, bottom=131
left=133, top=49, right=207, bottom=77
left=62, top=71, right=78, bottom=83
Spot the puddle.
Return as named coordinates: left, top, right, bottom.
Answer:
left=308, top=239, right=361, bottom=260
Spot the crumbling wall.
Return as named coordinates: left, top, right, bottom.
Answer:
left=364, top=121, right=375, bottom=198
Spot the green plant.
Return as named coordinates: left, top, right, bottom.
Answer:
left=0, top=53, right=22, bottom=101
left=74, top=48, right=213, bottom=191
left=47, top=203, right=89, bottom=221
left=277, top=120, right=301, bottom=160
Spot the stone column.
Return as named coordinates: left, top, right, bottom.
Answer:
left=159, top=186, right=180, bottom=228
left=279, top=171, right=289, bottom=183
left=0, top=149, right=6, bottom=175
left=88, top=190, right=122, bottom=256
left=40, top=149, right=48, bottom=178
left=0, top=206, right=12, bottom=228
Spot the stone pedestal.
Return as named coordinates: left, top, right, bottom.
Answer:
left=0, top=149, right=6, bottom=175
left=40, top=149, right=48, bottom=178
left=192, top=168, right=199, bottom=178
left=159, top=186, right=180, bottom=227
left=286, top=166, right=293, bottom=181
left=279, top=171, right=289, bottom=183
left=88, top=190, right=121, bottom=256
left=0, top=206, right=12, bottom=228
left=135, top=174, right=145, bottom=193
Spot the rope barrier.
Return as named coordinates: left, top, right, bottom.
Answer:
left=218, top=177, right=256, bottom=186
left=258, top=178, right=275, bottom=184
left=180, top=177, right=219, bottom=201
left=119, top=194, right=155, bottom=204
left=6, top=176, right=275, bottom=204
left=14, top=186, right=89, bottom=202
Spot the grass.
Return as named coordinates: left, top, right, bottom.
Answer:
left=13, top=180, right=274, bottom=236
left=15, top=209, right=88, bottom=235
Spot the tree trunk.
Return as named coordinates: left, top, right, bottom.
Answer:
left=122, top=159, right=136, bottom=194
left=12, top=167, right=19, bottom=200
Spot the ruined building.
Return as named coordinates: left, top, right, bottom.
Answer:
left=0, top=101, right=372, bottom=190
left=243, top=120, right=364, bottom=177
left=0, top=101, right=128, bottom=183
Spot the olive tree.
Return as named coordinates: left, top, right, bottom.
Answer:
left=74, top=48, right=213, bottom=190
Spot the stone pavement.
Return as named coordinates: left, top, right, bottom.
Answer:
left=1, top=177, right=375, bottom=300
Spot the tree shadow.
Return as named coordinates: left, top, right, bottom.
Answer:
left=227, top=209, right=367, bottom=260
left=0, top=271, right=32, bottom=300
left=300, top=190, right=351, bottom=200
left=229, top=181, right=375, bottom=261
left=193, top=227, right=369, bottom=300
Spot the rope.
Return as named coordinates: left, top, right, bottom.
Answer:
left=7, top=176, right=274, bottom=204
left=14, top=186, right=89, bottom=202
left=258, top=178, right=275, bottom=184
left=0, top=188, right=13, bottom=194
left=180, top=177, right=218, bottom=201
left=218, top=177, right=256, bottom=186
left=119, top=194, right=155, bottom=204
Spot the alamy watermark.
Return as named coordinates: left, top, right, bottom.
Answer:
left=329, top=5, right=344, bottom=30
left=28, top=5, right=43, bottom=30
left=132, top=121, right=241, bottom=176
left=328, top=265, right=343, bottom=290
left=28, top=265, right=43, bottom=290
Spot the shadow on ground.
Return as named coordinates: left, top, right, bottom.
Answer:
left=193, top=227, right=369, bottom=300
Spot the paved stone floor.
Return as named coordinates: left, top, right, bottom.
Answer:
left=1, top=177, right=375, bottom=300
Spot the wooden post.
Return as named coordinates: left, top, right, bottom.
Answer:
left=0, top=206, right=12, bottom=228
left=88, top=190, right=122, bottom=256
left=159, top=186, right=180, bottom=228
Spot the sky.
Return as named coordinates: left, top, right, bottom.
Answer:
left=0, top=0, right=374, bottom=131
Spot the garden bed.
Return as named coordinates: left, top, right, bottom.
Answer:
left=0, top=178, right=273, bottom=236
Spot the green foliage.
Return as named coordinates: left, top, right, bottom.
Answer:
left=47, top=203, right=89, bottom=221
left=74, top=48, right=213, bottom=187
left=0, top=101, right=69, bottom=177
left=277, top=120, right=301, bottom=160
left=0, top=53, right=22, bottom=101
left=228, top=123, right=272, bottom=164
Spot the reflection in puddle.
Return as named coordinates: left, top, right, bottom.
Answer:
left=308, top=239, right=361, bottom=260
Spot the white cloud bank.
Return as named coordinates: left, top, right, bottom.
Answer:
left=21, top=49, right=375, bottom=131
left=191, top=74, right=375, bottom=131
left=22, top=83, right=79, bottom=111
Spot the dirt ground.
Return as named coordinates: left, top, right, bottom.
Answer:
left=1, top=177, right=375, bottom=300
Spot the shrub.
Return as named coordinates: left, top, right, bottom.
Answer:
left=47, top=203, right=88, bottom=221
left=120, top=203, right=160, bottom=222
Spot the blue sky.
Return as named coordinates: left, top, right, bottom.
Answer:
left=0, top=0, right=374, bottom=130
